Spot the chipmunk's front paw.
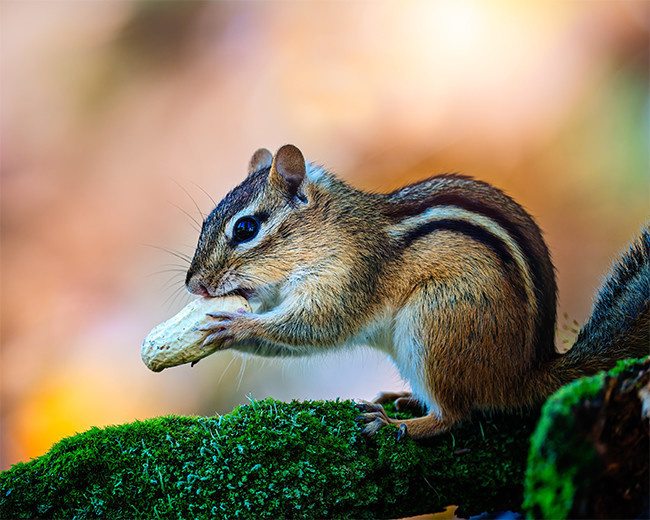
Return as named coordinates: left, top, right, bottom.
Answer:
left=199, top=308, right=258, bottom=348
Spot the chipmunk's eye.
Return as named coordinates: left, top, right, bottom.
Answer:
left=232, top=216, right=259, bottom=244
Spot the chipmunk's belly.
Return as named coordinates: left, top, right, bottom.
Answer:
left=391, top=312, right=443, bottom=418
left=345, top=310, right=443, bottom=417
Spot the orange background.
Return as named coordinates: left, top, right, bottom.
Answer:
left=2, top=0, right=648, bottom=470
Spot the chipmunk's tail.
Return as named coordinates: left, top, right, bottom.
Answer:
left=552, top=226, right=649, bottom=385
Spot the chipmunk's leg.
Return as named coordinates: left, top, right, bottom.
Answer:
left=372, top=392, right=426, bottom=414
left=359, top=280, right=476, bottom=439
left=373, top=391, right=412, bottom=404
left=356, top=402, right=460, bottom=440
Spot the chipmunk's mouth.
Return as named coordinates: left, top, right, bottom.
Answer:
left=229, top=287, right=256, bottom=300
left=213, top=275, right=257, bottom=300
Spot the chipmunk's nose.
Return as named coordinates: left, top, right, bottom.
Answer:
left=186, top=274, right=214, bottom=297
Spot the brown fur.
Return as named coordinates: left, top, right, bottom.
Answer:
left=185, top=145, right=648, bottom=439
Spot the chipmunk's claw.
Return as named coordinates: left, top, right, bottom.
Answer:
left=355, top=401, right=409, bottom=440
left=355, top=401, right=392, bottom=437
left=202, top=329, right=236, bottom=348
left=200, top=309, right=257, bottom=347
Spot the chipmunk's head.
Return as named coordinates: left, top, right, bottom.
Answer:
left=186, top=144, right=321, bottom=299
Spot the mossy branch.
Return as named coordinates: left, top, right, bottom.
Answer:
left=2, top=358, right=647, bottom=519
left=0, top=399, right=538, bottom=519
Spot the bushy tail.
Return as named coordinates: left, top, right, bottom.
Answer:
left=555, top=226, right=650, bottom=384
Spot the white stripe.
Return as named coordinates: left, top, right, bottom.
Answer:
left=388, top=205, right=537, bottom=317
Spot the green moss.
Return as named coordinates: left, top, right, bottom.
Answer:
left=523, top=377, right=603, bottom=518
left=523, top=357, right=648, bottom=519
left=1, top=399, right=538, bottom=519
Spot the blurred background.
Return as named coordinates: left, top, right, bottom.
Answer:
left=1, top=0, right=648, bottom=470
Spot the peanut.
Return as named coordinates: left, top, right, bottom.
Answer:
left=141, top=295, right=251, bottom=372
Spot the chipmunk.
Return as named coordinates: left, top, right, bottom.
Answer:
left=185, top=144, right=649, bottom=439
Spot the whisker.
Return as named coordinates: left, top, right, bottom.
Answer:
left=160, top=274, right=185, bottom=294
left=144, top=268, right=188, bottom=279
left=239, top=273, right=267, bottom=286
left=156, top=262, right=191, bottom=270
left=245, top=273, right=266, bottom=283
left=217, top=353, right=239, bottom=387
left=143, top=244, right=192, bottom=265
left=162, top=285, right=187, bottom=311
left=170, top=286, right=191, bottom=310
left=161, top=287, right=180, bottom=309
left=191, top=181, right=217, bottom=209
left=236, top=356, right=248, bottom=391
left=167, top=201, right=201, bottom=232
left=171, top=177, right=207, bottom=221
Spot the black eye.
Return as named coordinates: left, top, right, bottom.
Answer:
left=232, top=216, right=259, bottom=243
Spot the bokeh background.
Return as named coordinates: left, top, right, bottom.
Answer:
left=1, top=0, right=648, bottom=470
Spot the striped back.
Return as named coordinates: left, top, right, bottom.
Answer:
left=385, top=174, right=557, bottom=362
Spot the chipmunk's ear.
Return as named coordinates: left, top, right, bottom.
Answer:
left=248, top=148, right=273, bottom=175
left=269, top=144, right=306, bottom=197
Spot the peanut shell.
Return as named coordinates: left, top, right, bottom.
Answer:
left=141, top=295, right=251, bottom=372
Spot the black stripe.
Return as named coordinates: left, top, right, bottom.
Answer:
left=399, top=218, right=516, bottom=270
left=389, top=180, right=557, bottom=359
left=210, top=167, right=270, bottom=225
left=390, top=191, right=539, bottom=271
left=416, top=193, right=553, bottom=349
